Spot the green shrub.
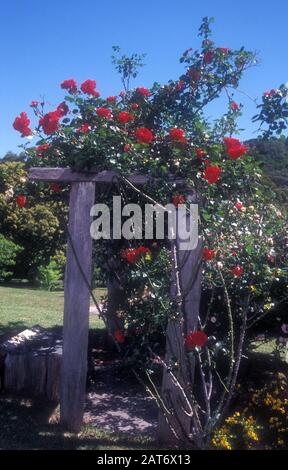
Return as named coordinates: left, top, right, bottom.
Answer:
left=36, top=259, right=63, bottom=291
left=0, top=233, right=22, bottom=280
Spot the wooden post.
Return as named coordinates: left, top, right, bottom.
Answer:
left=158, top=191, right=202, bottom=443
left=60, top=181, right=95, bottom=431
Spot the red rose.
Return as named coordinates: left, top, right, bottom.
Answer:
left=80, top=79, right=98, bottom=96
left=218, top=47, right=230, bottom=55
left=124, top=144, right=131, bottom=152
left=224, top=137, right=247, bottom=160
left=230, top=101, right=239, bottom=111
left=175, top=80, right=185, bottom=92
left=135, top=127, right=154, bottom=144
left=118, top=111, right=134, bottom=124
left=13, top=112, right=32, bottom=137
left=39, top=110, right=61, bottom=135
left=232, top=265, right=244, bottom=277
left=121, top=246, right=151, bottom=263
left=76, top=123, right=91, bottom=133
left=61, top=79, right=77, bottom=94
left=50, top=183, right=61, bottom=193
left=185, top=331, right=208, bottom=350
left=36, top=143, right=50, bottom=156
left=203, top=50, right=214, bottom=64
left=107, top=95, right=117, bottom=102
left=204, top=165, right=221, bottom=184
left=16, top=195, right=27, bottom=208
left=172, top=194, right=186, bottom=207
left=114, top=330, right=125, bottom=344
left=203, top=248, right=215, bottom=261
left=96, top=107, right=112, bottom=119
left=30, top=100, right=39, bottom=107
left=131, top=103, right=139, bottom=110
left=57, top=101, right=69, bottom=116
left=169, top=128, right=186, bottom=142
left=136, top=87, right=151, bottom=97
left=195, top=148, right=205, bottom=158
left=188, top=68, right=201, bottom=81
left=234, top=201, right=243, bottom=210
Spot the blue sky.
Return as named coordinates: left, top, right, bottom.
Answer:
left=1, top=0, right=287, bottom=156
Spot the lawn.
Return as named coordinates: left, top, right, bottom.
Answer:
left=0, top=284, right=105, bottom=343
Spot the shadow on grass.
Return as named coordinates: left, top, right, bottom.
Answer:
left=0, top=393, right=156, bottom=450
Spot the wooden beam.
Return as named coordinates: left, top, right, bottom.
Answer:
left=60, top=181, right=95, bottom=432
left=28, top=167, right=186, bottom=186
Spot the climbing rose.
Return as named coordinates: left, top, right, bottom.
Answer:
left=230, top=101, right=239, bottom=111
left=169, top=128, right=186, bottom=142
left=57, top=101, right=69, bottom=116
left=131, top=103, right=139, bottom=110
left=118, top=111, right=134, bottom=124
left=123, top=144, right=131, bottom=152
left=16, top=195, right=27, bottom=208
left=185, top=331, right=208, bottom=350
left=80, top=79, right=97, bottom=95
left=203, top=49, right=214, bottom=64
left=195, top=148, right=205, bottom=158
left=61, top=79, right=77, bottom=93
left=107, top=95, right=117, bottom=102
left=172, top=194, right=186, bottom=207
left=96, top=107, right=112, bottom=119
left=232, top=265, right=244, bottom=277
left=234, top=201, right=243, bottom=210
left=175, top=80, right=185, bottom=92
left=188, top=67, right=201, bottom=81
left=136, top=87, right=151, bottom=96
left=122, top=246, right=151, bottom=263
left=76, top=123, right=91, bottom=133
left=30, top=100, right=39, bottom=107
left=204, top=165, right=221, bottom=184
left=13, top=112, right=32, bottom=137
left=50, top=183, right=61, bottom=193
left=135, top=127, right=154, bottom=144
left=36, top=143, right=50, bottom=156
left=203, top=248, right=215, bottom=261
left=114, top=330, right=125, bottom=344
left=39, top=111, right=61, bottom=135
left=224, top=137, right=247, bottom=160
left=218, top=47, right=230, bottom=55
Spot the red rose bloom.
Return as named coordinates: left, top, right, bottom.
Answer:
left=121, top=246, right=151, bottom=263
left=107, top=95, right=117, bottom=102
left=96, top=107, right=112, bottom=119
left=61, top=79, right=77, bottom=93
left=232, top=265, right=244, bottom=277
left=16, top=195, right=27, bottom=208
left=224, top=137, right=247, bottom=160
left=234, top=201, right=243, bottom=210
left=188, top=68, right=201, bottom=81
left=118, top=111, right=134, bottom=124
left=230, top=101, right=239, bottom=111
left=204, top=166, right=221, bottom=184
left=13, top=112, right=32, bottom=137
left=39, top=111, right=61, bottom=135
left=131, top=103, right=139, bottom=110
left=57, top=101, right=69, bottom=116
left=124, top=144, right=131, bottom=152
left=195, top=148, right=205, bottom=158
left=185, top=331, right=208, bottom=350
left=203, top=49, right=214, bottom=64
left=135, top=127, right=154, bottom=144
left=218, top=47, right=230, bottom=55
left=80, top=79, right=98, bottom=96
left=172, top=194, right=186, bottom=207
left=114, top=330, right=125, bottom=344
left=30, top=100, right=39, bottom=107
left=136, top=87, right=151, bottom=97
left=169, top=128, right=187, bottom=142
left=36, top=143, right=50, bottom=156
left=50, top=183, right=61, bottom=193
left=76, top=123, right=91, bottom=133
left=203, top=248, right=215, bottom=261
left=175, top=80, right=185, bottom=92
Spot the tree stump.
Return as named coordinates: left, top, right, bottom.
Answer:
left=0, top=326, right=62, bottom=401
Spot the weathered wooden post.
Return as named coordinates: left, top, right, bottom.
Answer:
left=158, top=189, right=202, bottom=443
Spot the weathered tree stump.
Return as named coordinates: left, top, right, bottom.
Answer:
left=0, top=326, right=62, bottom=401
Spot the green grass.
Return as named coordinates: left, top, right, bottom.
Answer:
left=0, top=284, right=105, bottom=342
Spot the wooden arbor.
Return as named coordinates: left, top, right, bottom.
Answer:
left=28, top=167, right=202, bottom=436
